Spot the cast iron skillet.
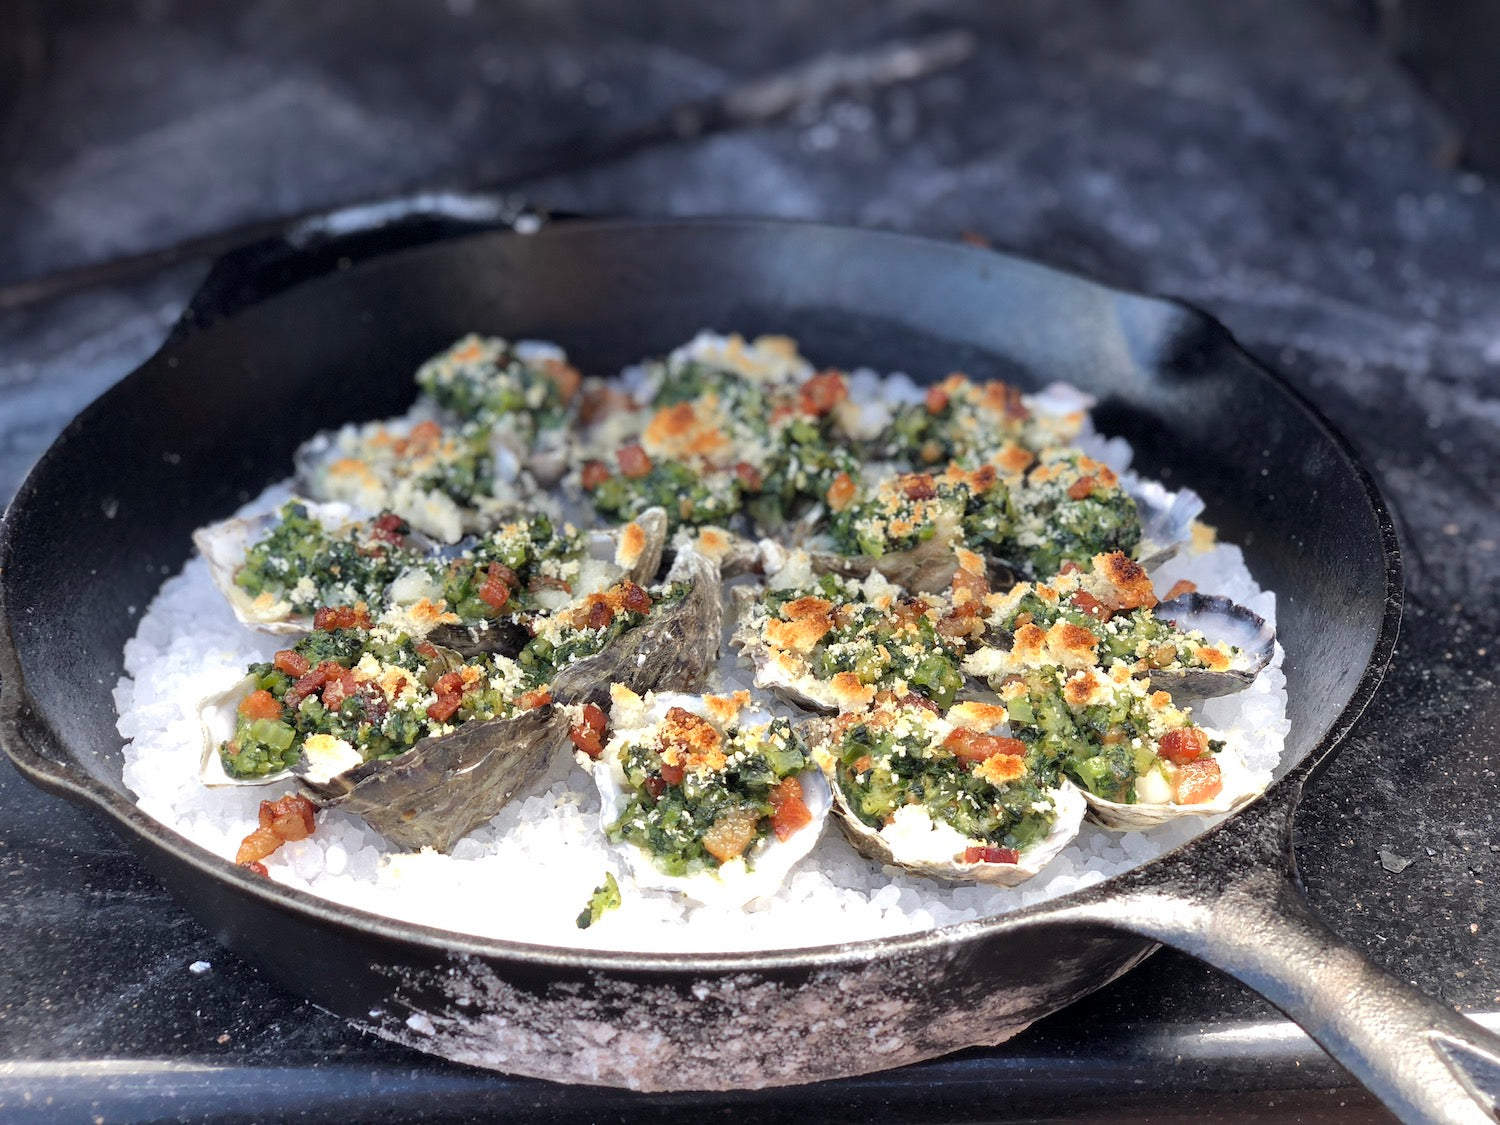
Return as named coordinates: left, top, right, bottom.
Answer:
left=2, top=201, right=1497, bottom=1122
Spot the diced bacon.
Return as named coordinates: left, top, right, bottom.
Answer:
left=369, top=512, right=409, bottom=545
left=925, top=385, right=949, bottom=414
left=261, top=793, right=316, bottom=841
left=963, top=845, right=1021, bottom=865
left=568, top=703, right=608, bottom=759
left=1163, top=579, right=1198, bottom=601
left=319, top=666, right=359, bottom=711
left=658, top=761, right=685, bottom=786
left=643, top=776, right=668, bottom=800
left=285, top=660, right=349, bottom=707
left=798, top=371, right=848, bottom=416
left=416, top=641, right=440, bottom=659
left=900, top=473, right=937, bottom=501
left=733, top=461, right=763, bottom=492
left=313, top=604, right=371, bottom=631
left=426, top=670, right=467, bottom=722
left=237, top=690, right=281, bottom=722
left=944, top=728, right=1027, bottom=764
left=1070, top=590, right=1112, bottom=622
left=478, top=563, right=513, bottom=611
left=517, top=689, right=552, bottom=710
left=235, top=827, right=282, bottom=865
left=1158, top=727, right=1210, bottom=765
left=769, top=777, right=812, bottom=841
left=242, top=861, right=269, bottom=877
left=1171, top=758, right=1223, bottom=804
left=580, top=460, right=611, bottom=491
left=273, top=649, right=310, bottom=677
left=619, top=582, right=652, bottom=615
left=617, top=444, right=652, bottom=479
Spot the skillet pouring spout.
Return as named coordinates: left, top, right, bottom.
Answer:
left=1053, top=785, right=1500, bottom=1125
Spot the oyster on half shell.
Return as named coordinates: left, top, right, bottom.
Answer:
left=802, top=697, right=1086, bottom=887
left=587, top=686, right=831, bottom=907
left=1149, top=592, right=1276, bottom=698
left=1081, top=728, right=1269, bottom=830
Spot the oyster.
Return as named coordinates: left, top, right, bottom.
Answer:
left=803, top=696, right=1086, bottom=887
left=731, top=564, right=969, bottom=714
left=992, top=663, right=1271, bottom=829
left=1081, top=728, right=1268, bottom=829
left=198, top=628, right=566, bottom=851
left=193, top=499, right=375, bottom=635
left=966, top=552, right=1273, bottom=700
left=423, top=508, right=668, bottom=658
left=588, top=686, right=831, bottom=906
left=547, top=545, right=722, bottom=706
left=1150, top=592, right=1276, bottom=697
left=294, top=411, right=544, bottom=543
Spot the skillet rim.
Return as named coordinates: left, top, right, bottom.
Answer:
left=0, top=215, right=1403, bottom=975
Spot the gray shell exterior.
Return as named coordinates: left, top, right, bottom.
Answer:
left=1128, top=476, right=1204, bottom=570
left=1150, top=592, right=1276, bottom=697
left=549, top=546, right=723, bottom=707
left=301, top=704, right=570, bottom=853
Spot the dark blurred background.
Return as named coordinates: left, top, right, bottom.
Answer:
left=1, top=4, right=1496, bottom=1122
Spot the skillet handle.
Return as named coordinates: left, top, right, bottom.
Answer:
left=167, top=191, right=552, bottom=343
left=1064, top=798, right=1500, bottom=1124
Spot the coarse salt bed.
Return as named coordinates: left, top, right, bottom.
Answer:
left=114, top=413, right=1289, bottom=954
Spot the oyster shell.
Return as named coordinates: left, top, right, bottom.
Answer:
left=548, top=545, right=722, bottom=707
left=1082, top=729, right=1269, bottom=830
left=802, top=705, right=1086, bottom=887
left=193, top=500, right=364, bottom=635
left=589, top=688, right=831, bottom=907
left=302, top=704, right=568, bottom=852
left=1127, top=475, right=1205, bottom=571
left=424, top=507, right=668, bottom=658
left=1150, top=592, right=1276, bottom=697
left=198, top=655, right=568, bottom=851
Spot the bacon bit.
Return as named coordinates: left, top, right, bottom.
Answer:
left=643, top=776, right=668, bottom=800
left=285, top=661, right=347, bottom=707
left=580, top=460, right=611, bottom=491
left=236, top=828, right=281, bottom=865
left=619, top=581, right=652, bottom=615
left=236, top=795, right=317, bottom=866
left=702, top=808, right=759, bottom=863
left=1158, top=728, right=1210, bottom=765
left=852, top=755, right=874, bottom=774
left=242, top=861, right=269, bottom=877
left=568, top=703, right=609, bottom=759
left=238, top=690, right=282, bottom=722
left=540, top=357, right=582, bottom=403
left=944, top=728, right=1027, bottom=764
left=582, top=598, right=615, bottom=631
left=369, top=512, right=409, bottom=545
left=415, top=641, right=440, bottom=659
left=733, top=461, right=763, bottom=492
left=426, top=671, right=467, bottom=722
left=517, top=688, right=552, bottom=710
left=899, top=473, right=938, bottom=501
left=478, top=563, right=513, bottom=612
left=770, top=777, right=812, bottom=840
left=1163, top=579, right=1198, bottom=601
left=617, top=444, right=652, bottom=479
left=319, top=666, right=359, bottom=711
left=1058, top=560, right=1083, bottom=576
left=826, top=471, right=857, bottom=512
left=1172, top=758, right=1223, bottom=804
left=658, top=761, right=685, bottom=786
left=925, top=385, right=950, bottom=414
left=963, top=845, right=1020, bottom=865
left=261, top=793, right=316, bottom=840
left=1071, top=590, right=1112, bottom=623
left=313, top=604, right=371, bottom=631
left=273, top=649, right=310, bottom=677
left=1067, top=476, right=1097, bottom=501
left=798, top=371, right=848, bottom=416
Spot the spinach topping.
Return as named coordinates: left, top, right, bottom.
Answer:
left=575, top=872, right=622, bottom=929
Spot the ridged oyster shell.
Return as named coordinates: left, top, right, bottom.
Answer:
left=1150, top=592, right=1276, bottom=698
left=1082, top=729, right=1269, bottom=830
left=589, top=688, right=831, bottom=907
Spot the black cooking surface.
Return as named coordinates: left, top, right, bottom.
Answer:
left=0, top=3, right=1495, bottom=1121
